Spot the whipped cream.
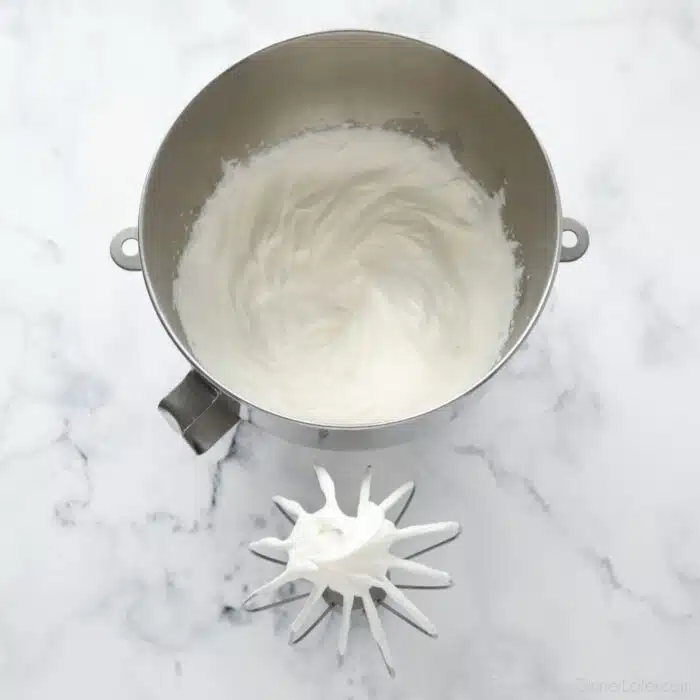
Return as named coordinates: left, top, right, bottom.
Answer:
left=244, top=466, right=459, bottom=673
left=174, top=126, right=520, bottom=424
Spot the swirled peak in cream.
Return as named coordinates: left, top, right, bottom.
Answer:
left=174, top=126, right=520, bottom=425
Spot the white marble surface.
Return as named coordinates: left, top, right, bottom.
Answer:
left=2, top=1, right=700, bottom=698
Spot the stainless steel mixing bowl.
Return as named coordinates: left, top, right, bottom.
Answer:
left=110, top=30, right=589, bottom=454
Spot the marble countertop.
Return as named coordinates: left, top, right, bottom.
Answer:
left=2, top=1, right=700, bottom=698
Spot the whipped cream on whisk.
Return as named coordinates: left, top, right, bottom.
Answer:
left=244, top=465, right=460, bottom=675
left=174, top=126, right=520, bottom=424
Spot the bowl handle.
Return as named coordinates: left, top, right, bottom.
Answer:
left=159, top=371, right=241, bottom=454
left=560, top=218, right=589, bottom=262
left=110, top=227, right=142, bottom=271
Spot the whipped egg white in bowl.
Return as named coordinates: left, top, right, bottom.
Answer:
left=109, top=30, right=589, bottom=453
